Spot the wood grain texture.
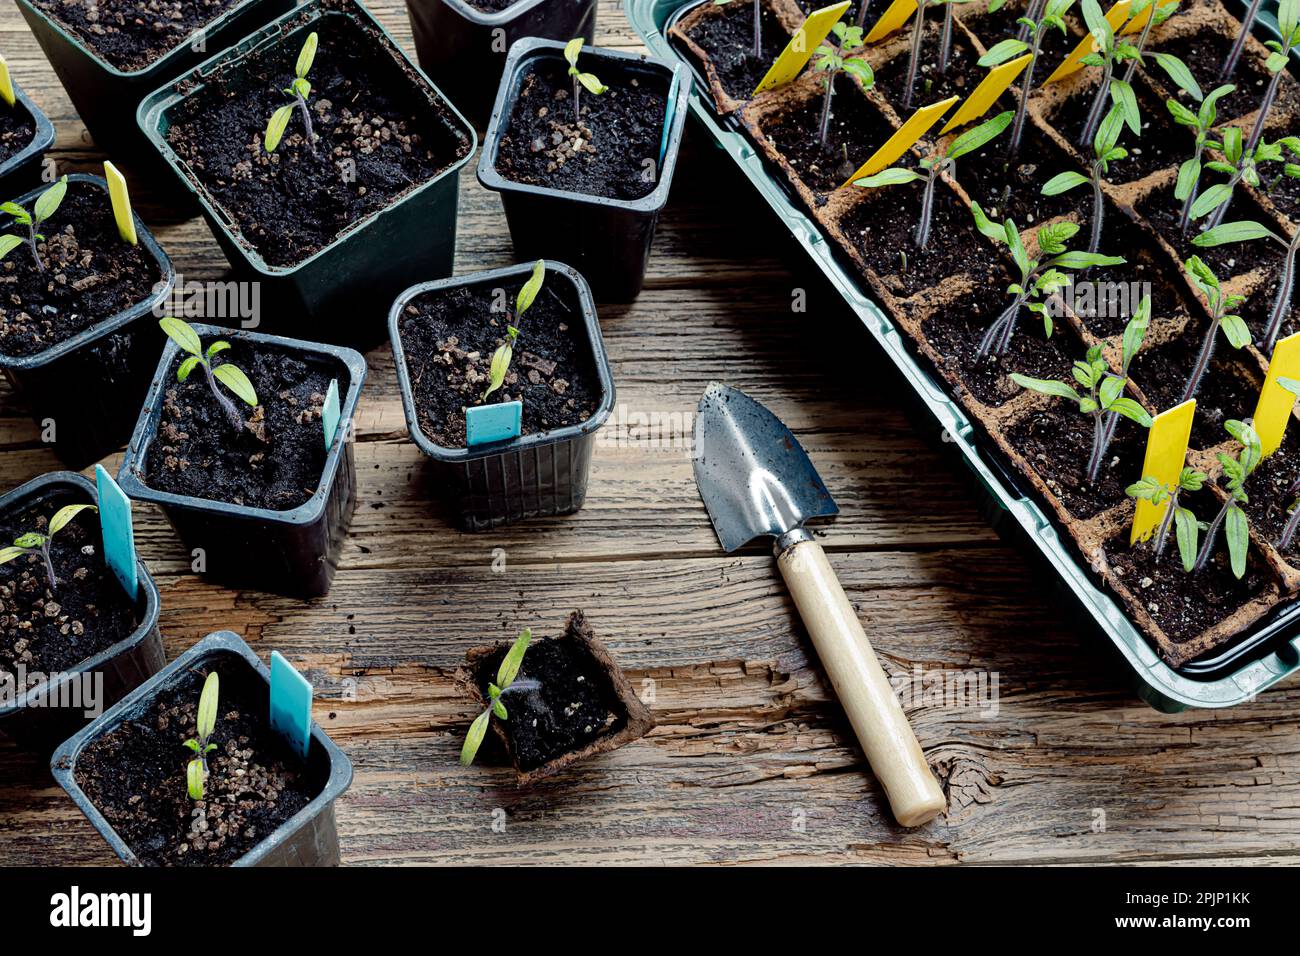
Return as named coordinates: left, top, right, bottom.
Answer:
left=0, top=0, right=1298, bottom=866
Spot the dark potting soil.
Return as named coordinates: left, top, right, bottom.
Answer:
left=0, top=103, right=37, bottom=167
left=1136, top=187, right=1280, bottom=278
left=1065, top=213, right=1183, bottom=339
left=494, top=59, right=669, bottom=201
left=1241, top=430, right=1300, bottom=560
left=473, top=623, right=625, bottom=771
left=0, top=490, right=139, bottom=690
left=30, top=0, right=244, bottom=72
left=141, top=340, right=336, bottom=510
left=1006, top=401, right=1144, bottom=520
left=1128, top=340, right=1260, bottom=450
left=1105, top=496, right=1271, bottom=646
left=164, top=16, right=471, bottom=269
left=958, top=0, right=1074, bottom=62
left=72, top=655, right=317, bottom=866
left=923, top=294, right=1075, bottom=407
left=397, top=276, right=600, bottom=448
left=1262, top=169, right=1300, bottom=222
left=1150, top=26, right=1297, bottom=126
left=680, top=0, right=791, bottom=103
left=877, top=26, right=988, bottom=114
left=839, top=179, right=1002, bottom=298
left=953, top=126, right=1086, bottom=225
left=1046, top=79, right=1189, bottom=181
left=0, top=182, right=163, bottom=359
left=1239, top=261, right=1298, bottom=343
left=762, top=84, right=896, bottom=195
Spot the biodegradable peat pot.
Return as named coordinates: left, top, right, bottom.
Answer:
left=137, top=0, right=477, bottom=349
left=52, top=631, right=353, bottom=866
left=0, top=82, right=56, bottom=197
left=390, top=260, right=614, bottom=531
left=0, top=174, right=175, bottom=469
left=0, top=472, right=163, bottom=753
left=117, top=324, right=366, bottom=598
left=456, top=611, right=653, bottom=785
left=405, top=0, right=599, bottom=129
left=477, top=39, right=690, bottom=301
left=16, top=0, right=291, bottom=198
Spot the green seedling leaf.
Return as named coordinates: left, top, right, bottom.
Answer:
left=48, top=503, right=95, bottom=536
left=1148, top=53, right=1202, bottom=101
left=0, top=234, right=22, bottom=261
left=460, top=709, right=492, bottom=765
left=264, top=104, right=294, bottom=153
left=1221, top=313, right=1251, bottom=348
left=159, top=316, right=202, bottom=356
left=516, top=260, right=546, bottom=317
left=497, top=628, right=532, bottom=688
left=187, top=758, right=205, bottom=800
left=207, top=340, right=231, bottom=360
left=1174, top=507, right=1199, bottom=571
left=1225, top=505, right=1249, bottom=579
left=978, top=38, right=1030, bottom=66
left=177, top=355, right=200, bottom=382
left=1049, top=251, right=1126, bottom=269
left=296, top=31, right=318, bottom=79
left=564, top=37, right=584, bottom=68
left=946, top=111, right=1013, bottom=161
left=1107, top=80, right=1140, bottom=137
left=196, top=671, right=219, bottom=740
left=13, top=532, right=43, bottom=549
left=1009, top=373, right=1080, bottom=401
left=969, top=202, right=1006, bottom=242
left=483, top=343, right=512, bottom=401
left=856, top=168, right=926, bottom=187
left=212, top=363, right=258, bottom=407
left=1041, top=171, right=1090, bottom=195
left=576, top=72, right=607, bottom=95
left=32, top=176, right=67, bottom=225
left=492, top=699, right=507, bottom=720
left=1192, top=220, right=1281, bottom=246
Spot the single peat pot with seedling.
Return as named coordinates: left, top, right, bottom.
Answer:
left=0, top=471, right=162, bottom=751
left=52, top=631, right=353, bottom=866
left=389, top=260, right=615, bottom=530
left=0, top=173, right=174, bottom=468
left=0, top=56, right=54, bottom=195
left=639, top=0, right=1300, bottom=698
left=477, top=38, right=691, bottom=300
left=116, top=321, right=367, bottom=598
left=138, top=0, right=476, bottom=346
left=457, top=611, right=654, bottom=786
left=404, top=0, right=599, bottom=128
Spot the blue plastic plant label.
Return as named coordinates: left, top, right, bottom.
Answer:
left=466, top=401, right=522, bottom=446
left=659, top=72, right=680, bottom=167
left=322, top=378, right=341, bottom=448
left=94, top=465, right=137, bottom=599
left=269, top=650, right=312, bottom=761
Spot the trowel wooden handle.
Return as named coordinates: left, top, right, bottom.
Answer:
left=777, top=536, right=946, bottom=827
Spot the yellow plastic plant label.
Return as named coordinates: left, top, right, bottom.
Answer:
left=839, top=95, right=959, bottom=188
left=1131, top=399, right=1196, bottom=544
left=1045, top=0, right=1133, bottom=84
left=864, top=0, right=916, bottom=44
left=103, top=161, right=138, bottom=247
left=1252, top=332, right=1300, bottom=457
left=1119, top=0, right=1174, bottom=34
left=752, top=0, right=852, bottom=95
left=0, top=57, right=14, bottom=108
left=940, top=53, right=1032, bottom=133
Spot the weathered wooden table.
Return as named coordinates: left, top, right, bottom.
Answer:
left=1, top=0, right=1297, bottom=867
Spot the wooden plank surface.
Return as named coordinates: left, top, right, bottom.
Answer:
left=2, top=0, right=1299, bottom=866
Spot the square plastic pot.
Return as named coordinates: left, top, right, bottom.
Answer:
left=51, top=631, right=353, bottom=866
left=405, top=0, right=598, bottom=129
left=16, top=0, right=292, bottom=205
left=476, top=39, right=691, bottom=302
left=0, top=174, right=175, bottom=469
left=0, top=471, right=163, bottom=753
left=137, top=0, right=478, bottom=350
left=0, top=81, right=56, bottom=197
left=115, top=324, right=367, bottom=598
left=389, top=260, right=614, bottom=531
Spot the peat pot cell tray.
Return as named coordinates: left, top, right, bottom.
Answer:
left=1127, top=341, right=1262, bottom=451
left=52, top=631, right=353, bottom=867
left=1242, top=429, right=1300, bottom=564
left=457, top=610, right=654, bottom=786
left=405, top=0, right=599, bottom=129
left=0, top=174, right=174, bottom=469
left=0, top=82, right=55, bottom=197
left=876, top=24, right=992, bottom=113
left=668, top=0, right=797, bottom=112
left=117, top=324, right=366, bottom=598
left=0, top=471, right=163, bottom=753
left=139, top=0, right=475, bottom=347
left=477, top=39, right=691, bottom=301
left=390, top=260, right=614, bottom=531
left=16, top=0, right=290, bottom=187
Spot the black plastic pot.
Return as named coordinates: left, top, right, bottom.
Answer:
left=476, top=39, right=691, bottom=301
left=16, top=0, right=291, bottom=203
left=51, top=631, right=353, bottom=866
left=115, top=325, right=367, bottom=598
left=137, top=0, right=477, bottom=350
left=0, top=81, right=56, bottom=198
left=0, top=471, right=164, bottom=753
left=389, top=260, right=614, bottom=531
left=405, top=0, right=598, bottom=129
left=0, top=174, right=175, bottom=469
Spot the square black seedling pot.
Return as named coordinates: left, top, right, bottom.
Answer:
left=116, top=325, right=367, bottom=598
left=389, top=260, right=615, bottom=531
left=137, top=0, right=477, bottom=350
left=0, top=174, right=175, bottom=469
left=405, top=0, right=598, bottom=129
left=477, top=39, right=691, bottom=302
left=0, top=81, right=56, bottom=197
left=0, top=471, right=163, bottom=753
left=51, top=631, right=353, bottom=866
left=16, top=0, right=292, bottom=205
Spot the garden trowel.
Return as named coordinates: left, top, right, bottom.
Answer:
left=692, top=382, right=946, bottom=827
